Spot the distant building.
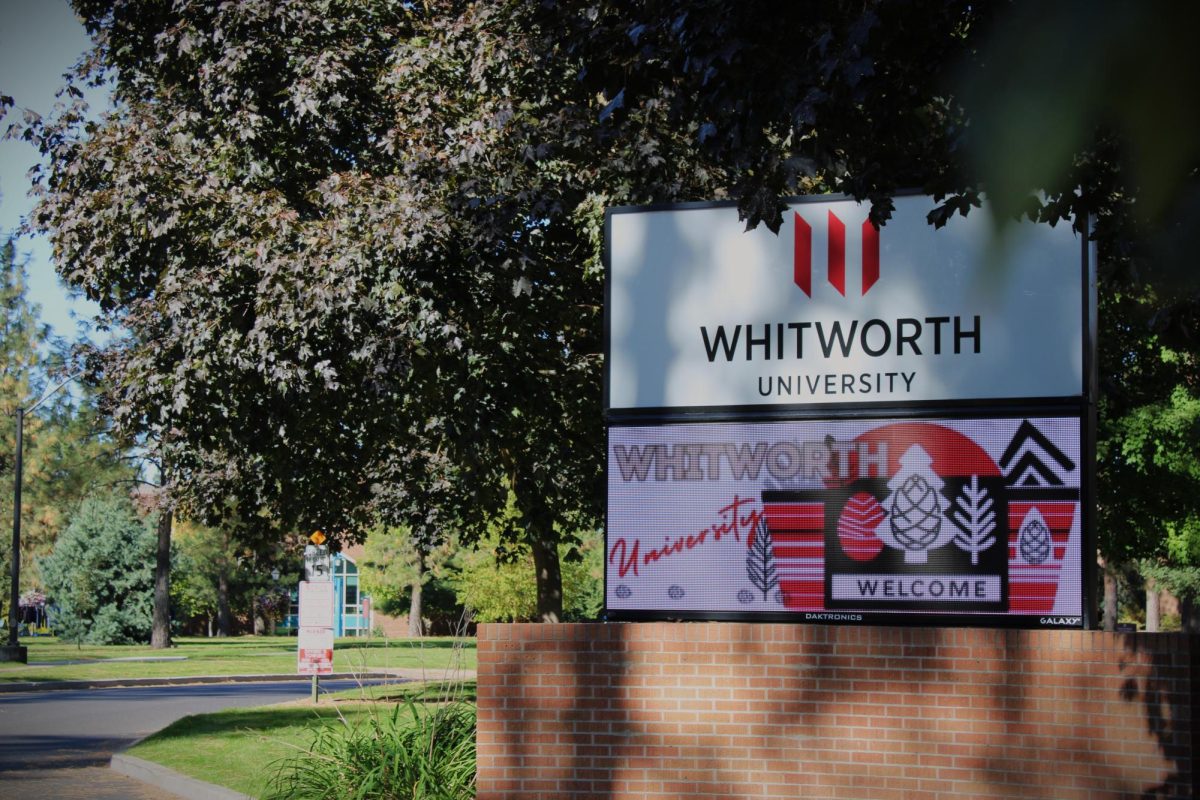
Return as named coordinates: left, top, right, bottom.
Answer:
left=279, top=550, right=370, bottom=636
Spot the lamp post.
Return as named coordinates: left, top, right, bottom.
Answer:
left=4, top=373, right=80, bottom=663
left=4, top=408, right=25, bottom=662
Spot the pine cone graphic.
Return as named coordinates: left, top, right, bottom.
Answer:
left=889, top=474, right=944, bottom=550
left=1020, top=517, right=1052, bottom=564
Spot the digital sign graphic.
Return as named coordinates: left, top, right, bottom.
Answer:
left=607, top=416, right=1083, bottom=625
left=604, top=195, right=1094, bottom=628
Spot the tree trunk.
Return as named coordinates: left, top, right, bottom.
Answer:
left=1145, top=577, right=1160, bottom=632
left=408, top=550, right=426, bottom=637
left=150, top=510, right=172, bottom=648
left=408, top=580, right=424, bottom=637
left=1181, top=596, right=1200, bottom=633
left=1102, top=562, right=1118, bottom=632
left=529, top=522, right=563, bottom=623
left=216, top=571, right=232, bottom=637
left=513, top=482, right=563, bottom=622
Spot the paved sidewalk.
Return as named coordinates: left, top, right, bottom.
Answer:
left=1, top=765, right=181, bottom=799
left=112, top=754, right=251, bottom=800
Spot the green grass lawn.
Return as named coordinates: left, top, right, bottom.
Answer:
left=0, top=635, right=476, bottom=683
left=126, top=681, right=476, bottom=798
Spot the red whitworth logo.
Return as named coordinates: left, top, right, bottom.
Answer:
left=793, top=210, right=880, bottom=297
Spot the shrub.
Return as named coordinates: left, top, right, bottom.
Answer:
left=264, top=700, right=476, bottom=800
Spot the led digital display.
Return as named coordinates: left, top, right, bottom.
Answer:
left=604, top=196, right=1094, bottom=628
left=606, top=415, right=1085, bottom=627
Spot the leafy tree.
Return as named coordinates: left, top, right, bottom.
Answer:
left=0, top=236, right=51, bottom=611
left=39, top=491, right=157, bottom=644
left=171, top=518, right=300, bottom=636
left=547, top=0, right=1199, bottom=262
left=14, top=0, right=721, bottom=621
left=360, top=523, right=458, bottom=637
left=1102, top=379, right=1200, bottom=630
left=170, top=519, right=236, bottom=636
left=450, top=504, right=604, bottom=623
left=12, top=0, right=1197, bottom=627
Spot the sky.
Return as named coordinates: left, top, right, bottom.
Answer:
left=0, top=0, right=100, bottom=343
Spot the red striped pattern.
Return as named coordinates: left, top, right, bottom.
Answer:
left=1007, top=501, right=1077, bottom=613
left=765, top=502, right=826, bottom=611
left=827, top=210, right=846, bottom=296
left=837, top=492, right=886, bottom=561
left=793, top=212, right=812, bottom=296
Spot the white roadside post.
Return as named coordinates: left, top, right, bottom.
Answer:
left=298, top=531, right=334, bottom=702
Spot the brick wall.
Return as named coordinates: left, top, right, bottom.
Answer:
left=477, top=623, right=1197, bottom=799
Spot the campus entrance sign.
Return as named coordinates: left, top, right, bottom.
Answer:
left=604, top=195, right=1095, bottom=629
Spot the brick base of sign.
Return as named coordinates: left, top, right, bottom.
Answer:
left=476, top=623, right=1197, bottom=799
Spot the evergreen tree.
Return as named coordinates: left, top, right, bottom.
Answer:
left=39, top=491, right=157, bottom=644
left=0, top=237, right=133, bottom=623
left=0, top=237, right=47, bottom=615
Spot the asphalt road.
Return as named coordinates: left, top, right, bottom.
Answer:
left=0, top=679, right=387, bottom=797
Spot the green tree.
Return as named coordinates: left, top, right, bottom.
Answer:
left=15, top=1, right=720, bottom=621
left=170, top=519, right=237, bottom=636
left=0, top=236, right=51, bottom=612
left=1102, top=379, right=1200, bottom=631
left=39, top=491, right=157, bottom=644
left=14, top=0, right=1197, bottom=627
left=170, top=518, right=299, bottom=636
left=450, top=500, right=604, bottom=623
left=360, top=524, right=459, bottom=637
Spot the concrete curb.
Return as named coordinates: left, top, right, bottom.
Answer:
left=112, top=753, right=252, bottom=800
left=0, top=671, right=404, bottom=694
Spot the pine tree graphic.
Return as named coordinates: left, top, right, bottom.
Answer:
left=878, top=445, right=954, bottom=564
left=746, top=517, right=779, bottom=601
left=950, top=475, right=997, bottom=565
left=1019, top=509, right=1053, bottom=565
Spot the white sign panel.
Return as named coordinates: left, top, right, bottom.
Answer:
left=298, top=581, right=335, bottom=629
left=304, top=544, right=332, bottom=581
left=298, top=626, right=334, bottom=675
left=607, top=196, right=1086, bottom=410
left=607, top=415, right=1083, bottom=624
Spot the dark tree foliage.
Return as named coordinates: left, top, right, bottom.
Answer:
left=14, top=0, right=722, bottom=619
left=543, top=0, right=1200, bottom=623
left=8, top=0, right=1197, bottom=622
left=545, top=0, right=984, bottom=230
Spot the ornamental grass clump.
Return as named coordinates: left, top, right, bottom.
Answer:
left=264, top=698, right=475, bottom=800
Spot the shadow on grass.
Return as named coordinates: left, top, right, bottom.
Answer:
left=138, top=707, right=342, bottom=744
left=347, top=680, right=478, bottom=704
left=141, top=685, right=478, bottom=745
left=169, top=639, right=299, bottom=650
left=332, top=638, right=476, bottom=651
